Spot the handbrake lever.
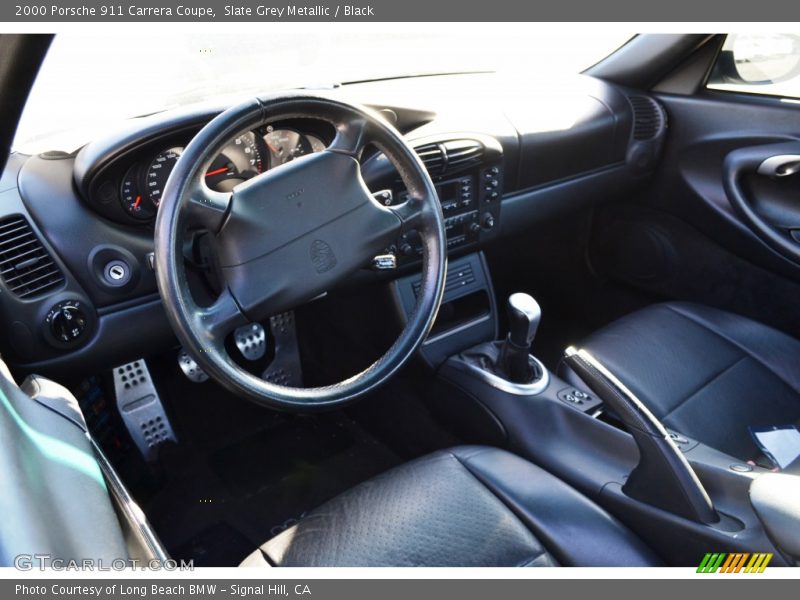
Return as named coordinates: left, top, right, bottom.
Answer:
left=564, top=346, right=719, bottom=524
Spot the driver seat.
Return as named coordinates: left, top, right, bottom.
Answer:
left=240, top=446, right=661, bottom=567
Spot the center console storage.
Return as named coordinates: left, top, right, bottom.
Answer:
left=392, top=253, right=498, bottom=368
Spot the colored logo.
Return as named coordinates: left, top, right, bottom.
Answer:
left=697, top=552, right=773, bottom=573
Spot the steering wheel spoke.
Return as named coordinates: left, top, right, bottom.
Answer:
left=386, top=196, right=424, bottom=232
left=187, top=183, right=231, bottom=232
left=197, top=288, right=248, bottom=343
left=327, top=115, right=370, bottom=157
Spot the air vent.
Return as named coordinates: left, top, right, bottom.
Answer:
left=413, top=139, right=485, bottom=175
left=443, top=139, right=484, bottom=170
left=0, top=215, right=65, bottom=299
left=629, top=95, right=664, bottom=141
left=414, top=143, right=445, bottom=174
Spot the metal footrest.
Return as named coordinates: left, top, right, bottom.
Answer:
left=112, top=359, right=177, bottom=461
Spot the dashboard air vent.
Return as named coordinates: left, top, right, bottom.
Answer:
left=629, top=95, right=664, bottom=141
left=0, top=215, right=65, bottom=299
left=443, top=139, right=484, bottom=170
left=414, top=143, right=445, bottom=174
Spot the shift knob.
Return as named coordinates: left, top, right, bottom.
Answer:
left=506, top=293, right=541, bottom=348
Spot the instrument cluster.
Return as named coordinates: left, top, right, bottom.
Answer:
left=108, top=126, right=328, bottom=223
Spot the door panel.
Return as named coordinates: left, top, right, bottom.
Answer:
left=649, top=92, right=800, bottom=280
left=588, top=91, right=800, bottom=337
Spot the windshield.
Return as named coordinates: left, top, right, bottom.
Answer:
left=14, top=28, right=632, bottom=153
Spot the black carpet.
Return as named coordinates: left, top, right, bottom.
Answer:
left=99, top=354, right=405, bottom=567
left=144, top=410, right=400, bottom=566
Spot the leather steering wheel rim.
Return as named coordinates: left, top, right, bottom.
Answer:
left=154, top=94, right=447, bottom=411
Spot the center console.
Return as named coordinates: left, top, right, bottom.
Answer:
left=428, top=292, right=794, bottom=567
left=366, top=134, right=505, bottom=267
left=381, top=135, right=506, bottom=369
left=392, top=162, right=503, bottom=264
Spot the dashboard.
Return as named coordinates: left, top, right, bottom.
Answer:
left=0, top=73, right=667, bottom=377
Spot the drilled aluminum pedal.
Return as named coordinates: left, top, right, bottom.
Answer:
left=112, top=359, right=177, bottom=461
left=234, top=322, right=267, bottom=361
left=177, top=348, right=209, bottom=383
left=263, top=311, right=303, bottom=386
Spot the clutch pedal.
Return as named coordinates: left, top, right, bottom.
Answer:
left=112, top=359, right=177, bottom=461
left=263, top=311, right=303, bottom=386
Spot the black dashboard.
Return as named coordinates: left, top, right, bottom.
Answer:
left=0, top=73, right=667, bottom=377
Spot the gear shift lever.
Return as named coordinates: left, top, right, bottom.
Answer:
left=447, top=292, right=547, bottom=392
left=500, top=293, right=541, bottom=383
left=507, top=293, right=541, bottom=347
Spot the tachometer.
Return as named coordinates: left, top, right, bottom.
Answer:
left=120, top=166, right=155, bottom=220
left=204, top=132, right=264, bottom=192
left=145, top=147, right=183, bottom=207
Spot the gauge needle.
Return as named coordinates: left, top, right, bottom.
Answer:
left=205, top=167, right=230, bottom=177
left=133, top=195, right=141, bottom=209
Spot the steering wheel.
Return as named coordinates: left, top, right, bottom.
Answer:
left=154, top=94, right=447, bottom=411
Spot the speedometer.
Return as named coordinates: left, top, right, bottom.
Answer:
left=145, top=147, right=183, bottom=208
left=263, top=128, right=312, bottom=166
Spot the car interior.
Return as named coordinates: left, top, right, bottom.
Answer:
left=1, top=32, right=800, bottom=568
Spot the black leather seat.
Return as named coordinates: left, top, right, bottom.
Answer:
left=240, top=446, right=660, bottom=567
left=561, top=302, right=800, bottom=461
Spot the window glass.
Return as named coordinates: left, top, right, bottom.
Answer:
left=707, top=34, right=800, bottom=99
left=14, top=30, right=633, bottom=153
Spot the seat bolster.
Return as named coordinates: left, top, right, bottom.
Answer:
left=451, top=446, right=663, bottom=567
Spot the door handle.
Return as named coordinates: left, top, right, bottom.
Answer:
left=723, top=141, right=800, bottom=264
left=757, top=154, right=800, bottom=177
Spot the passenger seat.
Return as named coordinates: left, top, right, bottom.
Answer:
left=559, top=302, right=800, bottom=462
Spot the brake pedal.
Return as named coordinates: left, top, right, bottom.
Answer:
left=263, top=311, right=303, bottom=386
left=112, top=359, right=177, bottom=461
left=177, top=348, right=209, bottom=383
left=234, top=322, right=267, bottom=361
